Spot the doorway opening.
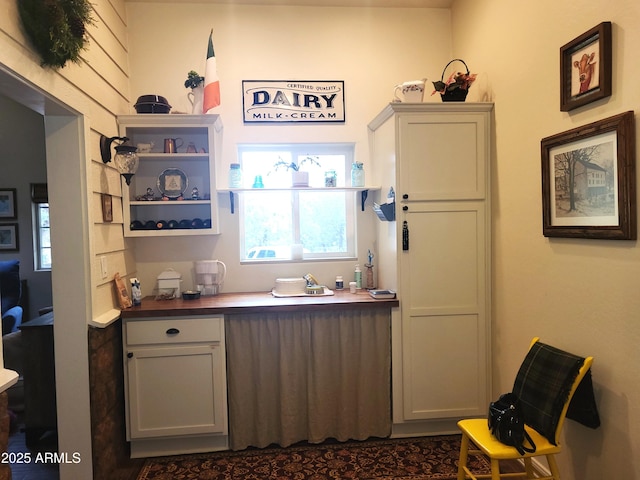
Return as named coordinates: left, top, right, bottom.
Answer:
left=0, top=65, right=94, bottom=480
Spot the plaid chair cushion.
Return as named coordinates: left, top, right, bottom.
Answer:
left=512, top=341, right=583, bottom=445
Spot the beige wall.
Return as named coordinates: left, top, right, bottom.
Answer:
left=125, top=3, right=454, bottom=293
left=451, top=0, right=640, bottom=478
left=0, top=96, right=52, bottom=318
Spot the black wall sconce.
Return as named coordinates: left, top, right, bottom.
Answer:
left=100, top=135, right=139, bottom=185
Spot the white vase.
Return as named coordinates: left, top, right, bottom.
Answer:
left=188, top=85, right=204, bottom=114
left=292, top=170, right=309, bottom=187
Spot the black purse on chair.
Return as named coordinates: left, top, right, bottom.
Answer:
left=488, top=393, right=537, bottom=455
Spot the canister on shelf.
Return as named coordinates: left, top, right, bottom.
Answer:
left=351, top=162, right=365, bottom=187
left=324, top=170, right=337, bottom=187
left=229, top=163, right=243, bottom=188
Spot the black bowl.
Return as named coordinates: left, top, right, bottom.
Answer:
left=134, top=95, right=171, bottom=114
left=182, top=290, right=201, bottom=300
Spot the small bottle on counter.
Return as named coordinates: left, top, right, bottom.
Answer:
left=349, top=281, right=357, bottom=294
left=335, top=275, right=344, bottom=290
left=354, top=264, right=362, bottom=289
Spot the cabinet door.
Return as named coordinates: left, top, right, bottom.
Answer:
left=398, top=111, right=488, bottom=201
left=399, top=202, right=489, bottom=420
left=126, top=344, right=226, bottom=439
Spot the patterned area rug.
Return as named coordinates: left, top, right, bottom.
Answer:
left=137, top=435, right=491, bottom=479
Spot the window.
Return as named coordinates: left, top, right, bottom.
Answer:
left=31, top=184, right=51, bottom=270
left=238, top=144, right=357, bottom=261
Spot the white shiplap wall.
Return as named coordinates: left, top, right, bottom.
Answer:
left=0, top=1, right=135, bottom=478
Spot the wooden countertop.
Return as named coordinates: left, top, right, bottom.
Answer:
left=120, top=289, right=399, bottom=318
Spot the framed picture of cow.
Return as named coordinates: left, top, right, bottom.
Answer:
left=541, top=111, right=636, bottom=240
left=560, top=22, right=612, bottom=112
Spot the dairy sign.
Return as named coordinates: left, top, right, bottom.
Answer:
left=242, top=80, right=345, bottom=123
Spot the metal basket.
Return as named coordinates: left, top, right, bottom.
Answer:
left=437, top=59, right=470, bottom=102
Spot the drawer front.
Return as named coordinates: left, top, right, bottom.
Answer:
left=126, top=316, right=223, bottom=345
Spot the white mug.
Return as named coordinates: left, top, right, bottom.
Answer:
left=393, top=79, right=426, bottom=103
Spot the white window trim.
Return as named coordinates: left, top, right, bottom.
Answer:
left=238, top=143, right=357, bottom=262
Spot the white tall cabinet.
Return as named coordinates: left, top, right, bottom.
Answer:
left=368, top=103, right=493, bottom=436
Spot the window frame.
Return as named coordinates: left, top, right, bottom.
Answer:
left=33, top=202, right=51, bottom=271
left=237, top=143, right=357, bottom=263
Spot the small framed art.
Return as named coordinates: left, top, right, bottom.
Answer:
left=0, top=189, right=17, bottom=219
left=0, top=224, right=19, bottom=251
left=101, top=193, right=113, bottom=223
left=560, top=22, right=612, bottom=112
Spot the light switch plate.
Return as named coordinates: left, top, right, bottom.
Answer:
left=100, top=256, right=108, bottom=279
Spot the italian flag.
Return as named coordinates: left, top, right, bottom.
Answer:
left=203, top=30, right=221, bottom=112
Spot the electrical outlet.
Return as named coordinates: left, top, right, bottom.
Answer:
left=100, top=256, right=108, bottom=279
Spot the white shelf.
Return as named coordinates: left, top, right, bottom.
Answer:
left=129, top=200, right=212, bottom=206
left=117, top=114, right=222, bottom=237
left=137, top=153, right=209, bottom=160
left=218, top=186, right=381, bottom=213
left=217, top=186, right=380, bottom=193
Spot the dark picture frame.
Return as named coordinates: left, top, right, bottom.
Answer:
left=0, top=188, right=17, bottom=219
left=0, top=223, right=19, bottom=251
left=560, top=22, right=612, bottom=112
left=101, top=193, right=113, bottom=222
left=541, top=111, right=636, bottom=240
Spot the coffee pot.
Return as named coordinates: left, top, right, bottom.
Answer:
left=393, top=79, right=427, bottom=103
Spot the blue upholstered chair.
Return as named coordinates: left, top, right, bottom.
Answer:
left=1, top=260, right=23, bottom=334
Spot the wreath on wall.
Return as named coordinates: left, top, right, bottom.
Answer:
left=18, top=0, right=94, bottom=69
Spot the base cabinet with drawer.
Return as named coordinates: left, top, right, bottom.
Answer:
left=123, top=315, right=228, bottom=458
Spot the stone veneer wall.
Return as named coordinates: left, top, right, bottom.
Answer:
left=88, top=320, right=143, bottom=480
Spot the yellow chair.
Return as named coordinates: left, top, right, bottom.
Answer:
left=457, top=337, right=594, bottom=480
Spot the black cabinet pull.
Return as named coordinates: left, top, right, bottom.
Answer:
left=127, top=352, right=133, bottom=359
left=402, top=221, right=409, bottom=251
left=166, top=328, right=180, bottom=335
left=402, top=194, right=409, bottom=200
left=402, top=205, right=408, bottom=211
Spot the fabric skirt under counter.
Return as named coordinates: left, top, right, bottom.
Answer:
left=225, top=308, right=392, bottom=450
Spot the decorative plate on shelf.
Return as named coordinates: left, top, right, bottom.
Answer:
left=157, top=168, right=188, bottom=199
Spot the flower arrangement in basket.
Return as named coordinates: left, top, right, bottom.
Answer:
left=432, top=59, right=477, bottom=102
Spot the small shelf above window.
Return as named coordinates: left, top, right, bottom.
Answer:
left=137, top=153, right=209, bottom=160
left=218, top=186, right=380, bottom=213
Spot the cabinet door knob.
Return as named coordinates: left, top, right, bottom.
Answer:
left=166, top=328, right=180, bottom=335
left=402, top=205, right=408, bottom=211
left=402, top=194, right=409, bottom=200
left=127, top=352, right=133, bottom=359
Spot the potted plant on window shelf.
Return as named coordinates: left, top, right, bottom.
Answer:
left=272, top=155, right=321, bottom=187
